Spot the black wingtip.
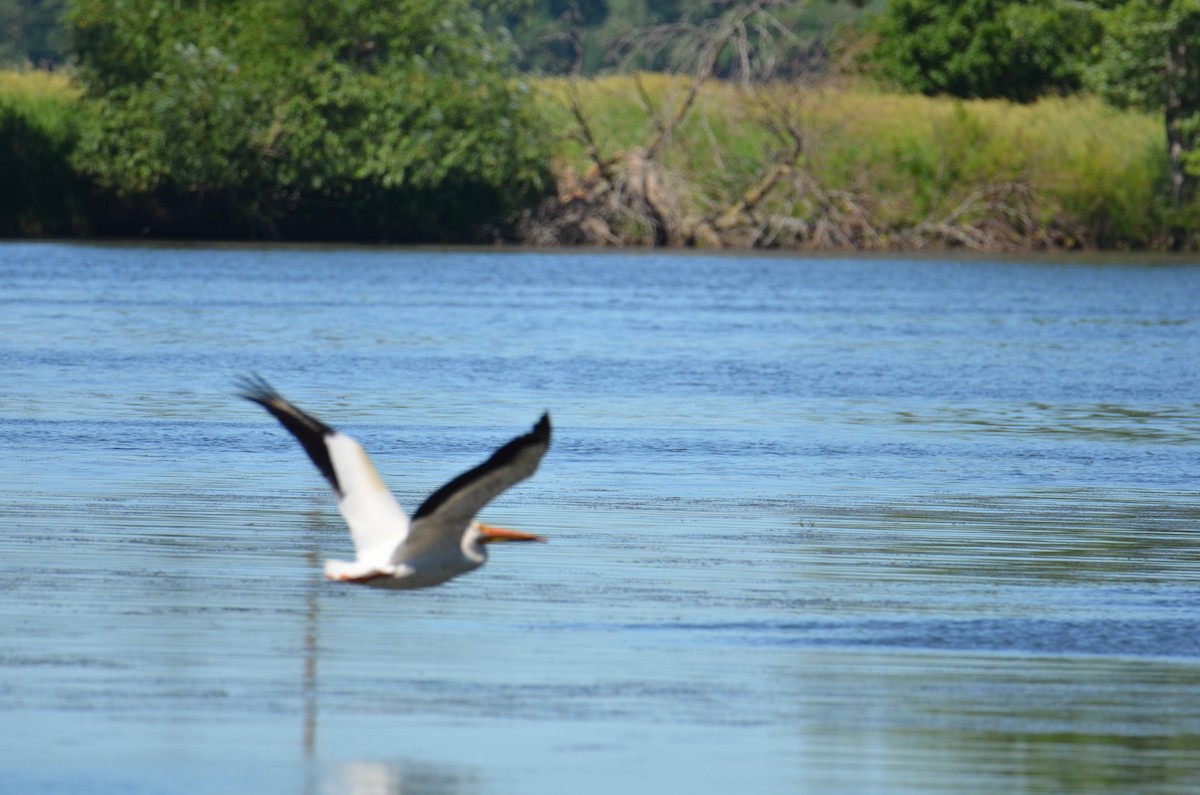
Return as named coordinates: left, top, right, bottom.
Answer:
left=410, top=410, right=553, bottom=522
left=237, top=374, right=342, bottom=496
left=236, top=371, right=278, bottom=405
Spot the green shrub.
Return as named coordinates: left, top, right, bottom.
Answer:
left=869, top=0, right=1100, bottom=102
left=0, top=70, right=93, bottom=236
left=68, top=0, right=553, bottom=241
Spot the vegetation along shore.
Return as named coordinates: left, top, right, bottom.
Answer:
left=1, top=0, right=1198, bottom=251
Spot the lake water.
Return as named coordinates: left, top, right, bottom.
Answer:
left=1, top=242, right=1199, bottom=794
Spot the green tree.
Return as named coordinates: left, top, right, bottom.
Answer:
left=1086, top=0, right=1200, bottom=209
left=68, top=0, right=551, bottom=240
left=870, top=0, right=1099, bottom=102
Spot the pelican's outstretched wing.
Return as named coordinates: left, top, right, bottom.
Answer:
left=239, top=374, right=410, bottom=563
left=401, top=413, right=551, bottom=558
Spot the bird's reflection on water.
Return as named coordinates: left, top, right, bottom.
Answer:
left=300, top=513, right=479, bottom=795
left=304, top=541, right=319, bottom=760
left=322, top=761, right=478, bottom=795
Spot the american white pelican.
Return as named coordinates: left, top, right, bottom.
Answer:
left=239, top=375, right=549, bottom=589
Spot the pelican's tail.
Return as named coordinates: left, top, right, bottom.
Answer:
left=324, top=558, right=389, bottom=582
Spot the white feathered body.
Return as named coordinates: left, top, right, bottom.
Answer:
left=239, top=376, right=549, bottom=590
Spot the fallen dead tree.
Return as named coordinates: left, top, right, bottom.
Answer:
left=515, top=2, right=1092, bottom=252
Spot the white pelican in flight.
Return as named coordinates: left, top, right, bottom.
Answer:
left=239, top=375, right=550, bottom=589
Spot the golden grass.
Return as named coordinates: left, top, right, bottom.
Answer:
left=533, top=75, right=1168, bottom=245
left=0, top=67, right=80, bottom=101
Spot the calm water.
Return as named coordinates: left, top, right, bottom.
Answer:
left=1, top=242, right=1199, bottom=794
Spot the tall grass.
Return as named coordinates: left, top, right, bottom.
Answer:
left=0, top=68, right=79, bottom=101
left=535, top=76, right=1171, bottom=248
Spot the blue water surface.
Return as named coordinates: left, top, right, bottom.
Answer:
left=1, top=243, right=1199, bottom=794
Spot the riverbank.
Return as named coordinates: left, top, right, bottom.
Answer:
left=529, top=75, right=1181, bottom=251
left=2, top=69, right=1194, bottom=250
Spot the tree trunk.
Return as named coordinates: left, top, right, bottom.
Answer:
left=1164, top=12, right=1200, bottom=207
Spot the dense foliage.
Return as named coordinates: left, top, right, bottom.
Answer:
left=1086, top=0, right=1200, bottom=208
left=67, top=0, right=551, bottom=240
left=867, top=0, right=1200, bottom=228
left=869, top=0, right=1099, bottom=102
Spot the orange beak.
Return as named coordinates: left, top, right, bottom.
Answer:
left=477, top=523, right=547, bottom=544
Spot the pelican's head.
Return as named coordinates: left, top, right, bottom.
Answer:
left=463, top=521, right=546, bottom=562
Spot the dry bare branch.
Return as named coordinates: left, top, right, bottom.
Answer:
left=567, top=80, right=618, bottom=186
